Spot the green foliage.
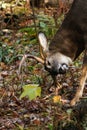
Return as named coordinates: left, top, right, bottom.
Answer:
left=37, top=13, right=64, bottom=38
left=19, top=12, right=61, bottom=44
left=20, top=84, right=41, bottom=100
left=0, top=12, right=63, bottom=64
left=19, top=27, right=35, bottom=34
left=0, top=42, right=17, bottom=64
left=28, top=66, right=34, bottom=72
left=57, top=14, right=64, bottom=25
left=66, top=109, right=72, bottom=115
left=74, top=60, right=83, bottom=67
left=18, top=27, right=37, bottom=45
left=30, top=75, right=43, bottom=84
left=37, top=12, right=57, bottom=38
left=48, top=124, right=53, bottom=130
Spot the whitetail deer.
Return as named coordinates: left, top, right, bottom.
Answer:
left=19, top=0, right=87, bottom=106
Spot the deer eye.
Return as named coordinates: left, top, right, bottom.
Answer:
left=46, top=59, right=51, bottom=69
left=48, top=61, right=51, bottom=66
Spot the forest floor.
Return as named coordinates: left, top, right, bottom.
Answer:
left=0, top=1, right=87, bottom=130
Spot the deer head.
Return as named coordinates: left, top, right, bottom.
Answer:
left=19, top=32, right=72, bottom=77
left=38, top=32, right=72, bottom=76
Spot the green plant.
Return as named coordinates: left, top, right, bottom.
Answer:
left=37, top=12, right=57, bottom=38
left=0, top=42, right=16, bottom=64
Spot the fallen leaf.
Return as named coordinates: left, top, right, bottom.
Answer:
left=20, top=84, right=41, bottom=100
left=53, top=95, right=61, bottom=103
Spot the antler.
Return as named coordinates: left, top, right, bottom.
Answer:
left=18, top=54, right=44, bottom=75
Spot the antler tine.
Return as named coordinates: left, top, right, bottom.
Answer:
left=27, top=54, right=44, bottom=64
left=18, top=54, right=44, bottom=75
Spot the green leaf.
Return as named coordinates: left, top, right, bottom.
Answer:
left=40, top=22, right=46, bottom=28
left=67, top=109, right=72, bottom=115
left=20, top=84, right=41, bottom=100
left=48, top=124, right=53, bottom=130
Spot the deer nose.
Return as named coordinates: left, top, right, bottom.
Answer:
left=59, top=63, right=68, bottom=74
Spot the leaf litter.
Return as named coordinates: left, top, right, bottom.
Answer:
left=0, top=2, right=87, bottom=130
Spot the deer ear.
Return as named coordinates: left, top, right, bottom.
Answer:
left=38, top=32, right=49, bottom=54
